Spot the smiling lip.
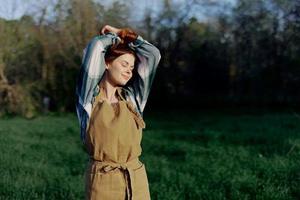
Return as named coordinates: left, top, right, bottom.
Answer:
left=122, top=74, right=130, bottom=80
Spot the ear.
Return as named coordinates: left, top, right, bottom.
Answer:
left=105, top=62, right=110, bottom=70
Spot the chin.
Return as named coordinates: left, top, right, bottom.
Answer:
left=120, top=79, right=129, bottom=85
left=117, top=81, right=127, bottom=86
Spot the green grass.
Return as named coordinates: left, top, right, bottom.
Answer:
left=0, top=110, right=299, bottom=200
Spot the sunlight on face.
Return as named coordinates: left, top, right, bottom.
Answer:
left=106, top=53, right=135, bottom=86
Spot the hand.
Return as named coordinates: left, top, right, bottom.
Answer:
left=100, top=25, right=121, bottom=35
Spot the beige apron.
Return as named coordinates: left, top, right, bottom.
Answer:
left=84, top=85, right=151, bottom=200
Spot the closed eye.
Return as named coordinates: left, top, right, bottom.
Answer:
left=122, top=62, right=134, bottom=70
left=122, top=60, right=134, bottom=68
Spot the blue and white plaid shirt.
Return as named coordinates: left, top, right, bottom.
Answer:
left=75, top=32, right=161, bottom=144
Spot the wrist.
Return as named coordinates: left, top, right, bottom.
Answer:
left=128, top=35, right=144, bottom=48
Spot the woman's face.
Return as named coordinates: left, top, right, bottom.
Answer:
left=106, top=53, right=135, bottom=86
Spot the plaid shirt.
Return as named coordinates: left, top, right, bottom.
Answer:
left=75, top=32, right=161, bottom=144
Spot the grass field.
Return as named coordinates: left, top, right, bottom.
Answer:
left=0, top=109, right=299, bottom=200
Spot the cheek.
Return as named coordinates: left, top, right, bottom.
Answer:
left=109, top=65, right=122, bottom=75
left=114, top=65, right=123, bottom=73
left=110, top=67, right=125, bottom=81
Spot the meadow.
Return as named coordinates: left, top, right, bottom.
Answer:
left=0, top=109, right=299, bottom=200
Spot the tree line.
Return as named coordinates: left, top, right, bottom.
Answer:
left=0, top=0, right=299, bottom=117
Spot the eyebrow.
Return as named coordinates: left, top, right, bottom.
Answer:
left=122, top=60, right=134, bottom=68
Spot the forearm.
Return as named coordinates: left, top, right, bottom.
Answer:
left=129, top=35, right=161, bottom=67
left=96, top=32, right=122, bottom=49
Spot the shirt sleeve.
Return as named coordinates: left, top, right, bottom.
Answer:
left=124, top=35, right=162, bottom=117
left=75, top=32, right=121, bottom=143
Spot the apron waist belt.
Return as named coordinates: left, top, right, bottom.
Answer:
left=88, top=158, right=142, bottom=200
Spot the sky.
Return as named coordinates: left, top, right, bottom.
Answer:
left=0, top=0, right=237, bottom=22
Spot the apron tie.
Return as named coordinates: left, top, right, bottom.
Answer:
left=102, top=163, right=135, bottom=200
left=89, top=158, right=141, bottom=200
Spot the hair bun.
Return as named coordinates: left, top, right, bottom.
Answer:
left=118, top=28, right=138, bottom=44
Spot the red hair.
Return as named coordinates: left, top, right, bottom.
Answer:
left=104, top=28, right=138, bottom=65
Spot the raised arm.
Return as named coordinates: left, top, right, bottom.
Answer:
left=124, top=35, right=161, bottom=117
left=75, top=32, right=121, bottom=142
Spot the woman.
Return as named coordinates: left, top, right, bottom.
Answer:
left=75, top=25, right=161, bottom=200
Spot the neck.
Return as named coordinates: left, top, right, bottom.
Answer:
left=99, top=73, right=119, bottom=102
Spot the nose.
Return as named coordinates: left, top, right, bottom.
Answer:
left=125, top=68, right=132, bottom=76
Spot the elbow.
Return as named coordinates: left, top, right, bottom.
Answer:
left=152, top=46, right=161, bottom=63
left=158, top=50, right=162, bottom=62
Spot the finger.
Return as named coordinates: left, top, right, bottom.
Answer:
left=101, top=26, right=106, bottom=34
left=101, top=28, right=107, bottom=35
left=101, top=25, right=108, bottom=34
